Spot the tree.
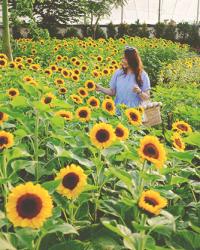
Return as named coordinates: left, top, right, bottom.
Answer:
left=2, top=0, right=13, bottom=60
left=9, top=0, right=84, bottom=37
left=33, top=0, right=84, bottom=36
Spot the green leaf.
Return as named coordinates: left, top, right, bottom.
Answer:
left=168, top=150, right=194, bottom=163
left=42, top=179, right=61, bottom=193
left=108, top=167, right=133, bottom=189
left=171, top=176, right=188, bottom=185
left=47, top=223, right=78, bottom=235
left=189, top=222, right=200, bottom=234
left=11, top=96, right=29, bottom=107
left=102, top=219, right=125, bottom=237
left=50, top=116, right=64, bottom=129
left=184, top=132, right=200, bottom=147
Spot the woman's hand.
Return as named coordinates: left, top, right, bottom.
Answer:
left=95, top=83, right=102, bottom=92
left=133, top=86, right=141, bottom=94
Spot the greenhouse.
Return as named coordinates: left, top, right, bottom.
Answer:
left=0, top=1, right=199, bottom=250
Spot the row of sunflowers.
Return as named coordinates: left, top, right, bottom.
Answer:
left=0, top=37, right=199, bottom=250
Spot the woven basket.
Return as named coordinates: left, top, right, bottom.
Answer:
left=142, top=102, right=162, bottom=127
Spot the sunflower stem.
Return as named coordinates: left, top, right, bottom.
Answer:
left=34, top=110, right=40, bottom=182
left=35, top=232, right=45, bottom=250
left=139, top=161, right=146, bottom=196
left=1, top=150, right=8, bottom=196
left=140, top=214, right=147, bottom=250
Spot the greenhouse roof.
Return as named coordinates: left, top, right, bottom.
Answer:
left=100, top=0, right=199, bottom=24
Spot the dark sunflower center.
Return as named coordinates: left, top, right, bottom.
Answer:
left=0, top=136, right=8, bottom=146
left=143, top=143, right=159, bottom=159
left=144, top=197, right=158, bottom=207
left=61, top=113, right=69, bottom=119
left=129, top=112, right=138, bottom=121
left=96, top=129, right=110, bottom=143
left=73, top=76, right=78, bottom=80
left=115, top=127, right=124, bottom=137
left=44, top=97, right=52, bottom=104
left=9, top=90, right=17, bottom=96
left=16, top=193, right=42, bottom=219
left=57, top=80, right=63, bottom=84
left=177, top=124, right=188, bottom=131
left=175, top=138, right=182, bottom=148
left=79, top=110, right=88, bottom=118
left=0, top=60, right=5, bottom=65
left=87, top=82, right=93, bottom=88
left=105, top=102, right=113, bottom=111
left=80, top=90, right=85, bottom=95
left=0, top=112, right=4, bottom=120
left=62, top=173, right=79, bottom=190
left=90, top=100, right=97, bottom=106
left=60, top=88, right=66, bottom=93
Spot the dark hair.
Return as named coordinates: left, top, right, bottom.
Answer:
left=123, top=46, right=143, bottom=87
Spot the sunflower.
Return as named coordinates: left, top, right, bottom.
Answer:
left=85, top=80, right=96, bottom=91
left=6, top=182, right=53, bottom=228
left=73, top=69, right=80, bottom=75
left=41, top=93, right=55, bottom=107
left=54, top=78, right=64, bottom=86
left=55, top=110, right=73, bottom=121
left=87, top=96, right=100, bottom=108
left=50, top=64, right=58, bottom=72
left=97, top=55, right=103, bottom=62
left=17, top=63, right=25, bottom=70
left=115, top=123, right=129, bottom=141
left=138, top=135, right=166, bottom=169
left=91, top=70, right=100, bottom=78
left=0, top=131, right=14, bottom=149
left=0, top=58, right=7, bottom=68
left=15, top=57, right=23, bottom=63
left=61, top=68, right=70, bottom=78
left=139, top=190, right=167, bottom=215
left=89, top=122, right=115, bottom=149
left=172, top=121, right=192, bottom=134
left=56, top=55, right=63, bottom=62
left=7, top=88, right=19, bottom=99
left=44, top=69, right=53, bottom=77
left=23, top=76, right=33, bottom=83
left=76, top=107, right=91, bottom=122
left=102, top=68, right=110, bottom=76
left=125, top=108, right=142, bottom=126
left=81, top=64, right=88, bottom=72
left=30, top=64, right=40, bottom=71
left=0, top=53, right=8, bottom=60
left=0, top=112, right=8, bottom=125
left=70, top=94, right=82, bottom=104
left=26, top=58, right=33, bottom=64
left=8, top=62, right=17, bottom=68
left=102, top=99, right=116, bottom=115
left=59, top=87, right=67, bottom=95
left=172, top=133, right=185, bottom=152
left=56, top=164, right=87, bottom=199
left=71, top=74, right=79, bottom=82
left=78, top=87, right=88, bottom=98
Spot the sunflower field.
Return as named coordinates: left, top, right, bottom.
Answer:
left=0, top=37, right=200, bottom=250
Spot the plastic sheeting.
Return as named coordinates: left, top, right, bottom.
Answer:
left=100, top=0, right=199, bottom=24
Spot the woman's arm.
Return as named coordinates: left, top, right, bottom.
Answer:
left=133, top=86, right=150, bottom=101
left=96, top=84, right=116, bottom=96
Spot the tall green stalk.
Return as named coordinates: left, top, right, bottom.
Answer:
left=2, top=0, right=13, bottom=61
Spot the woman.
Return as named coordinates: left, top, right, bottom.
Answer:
left=96, top=46, right=151, bottom=109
